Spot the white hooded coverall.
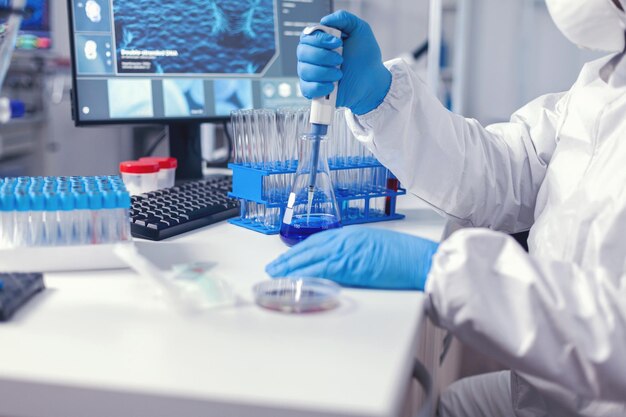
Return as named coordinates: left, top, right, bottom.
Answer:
left=346, top=51, right=626, bottom=415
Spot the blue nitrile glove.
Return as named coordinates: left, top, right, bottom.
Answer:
left=297, top=10, right=392, bottom=116
left=266, top=227, right=440, bottom=290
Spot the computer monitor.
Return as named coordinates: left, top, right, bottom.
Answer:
left=0, top=0, right=52, bottom=50
left=67, top=0, right=333, bottom=125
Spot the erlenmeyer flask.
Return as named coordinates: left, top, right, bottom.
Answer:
left=280, top=134, right=341, bottom=246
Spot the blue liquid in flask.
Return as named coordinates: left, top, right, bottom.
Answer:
left=280, top=214, right=341, bottom=246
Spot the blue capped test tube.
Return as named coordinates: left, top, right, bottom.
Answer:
left=116, top=190, right=131, bottom=241
left=59, top=191, right=75, bottom=245
left=44, top=190, right=60, bottom=246
left=88, top=190, right=103, bottom=244
left=14, top=189, right=30, bottom=247
left=74, top=190, right=90, bottom=245
left=0, top=179, right=3, bottom=243
left=101, top=190, right=117, bottom=243
left=29, top=191, right=45, bottom=246
left=0, top=190, right=15, bottom=248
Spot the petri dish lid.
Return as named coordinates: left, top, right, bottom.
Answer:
left=253, top=278, right=341, bottom=314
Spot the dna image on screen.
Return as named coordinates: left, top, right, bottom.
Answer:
left=112, top=0, right=278, bottom=75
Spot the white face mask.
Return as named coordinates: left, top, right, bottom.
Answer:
left=546, top=0, right=626, bottom=53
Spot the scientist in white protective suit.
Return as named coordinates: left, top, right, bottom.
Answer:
left=265, top=0, right=626, bottom=415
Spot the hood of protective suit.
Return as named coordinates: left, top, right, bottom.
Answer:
left=546, top=0, right=626, bottom=53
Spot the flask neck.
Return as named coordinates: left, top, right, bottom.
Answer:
left=298, top=135, right=330, bottom=171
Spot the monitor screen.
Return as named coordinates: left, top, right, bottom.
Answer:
left=0, top=0, right=51, bottom=50
left=67, top=0, right=333, bottom=125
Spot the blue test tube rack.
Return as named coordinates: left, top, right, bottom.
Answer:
left=228, top=158, right=406, bottom=235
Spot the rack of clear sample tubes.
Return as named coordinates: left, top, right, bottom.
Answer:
left=228, top=108, right=406, bottom=235
left=0, top=175, right=132, bottom=248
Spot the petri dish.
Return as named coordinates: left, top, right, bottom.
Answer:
left=253, top=278, right=341, bottom=314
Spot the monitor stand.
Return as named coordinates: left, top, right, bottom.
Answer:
left=168, top=123, right=204, bottom=181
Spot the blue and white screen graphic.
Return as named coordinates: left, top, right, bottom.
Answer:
left=73, top=0, right=112, bottom=33
left=163, top=79, right=206, bottom=117
left=108, top=79, right=154, bottom=118
left=70, top=0, right=333, bottom=123
left=214, top=79, right=253, bottom=116
left=112, top=0, right=277, bottom=75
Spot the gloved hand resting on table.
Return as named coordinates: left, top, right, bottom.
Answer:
left=265, top=227, right=440, bottom=290
left=297, top=10, right=392, bottom=115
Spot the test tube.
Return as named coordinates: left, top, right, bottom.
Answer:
left=29, top=191, right=45, bottom=247
left=230, top=111, right=238, bottom=163
left=89, top=190, right=103, bottom=244
left=370, top=197, right=386, bottom=217
left=102, top=191, right=118, bottom=243
left=116, top=190, right=131, bottom=241
left=243, top=111, right=259, bottom=221
left=0, top=191, right=15, bottom=249
left=74, top=190, right=91, bottom=245
left=248, top=201, right=257, bottom=223
left=244, top=110, right=259, bottom=168
left=276, top=109, right=286, bottom=167
left=237, top=200, right=247, bottom=223
left=13, top=190, right=30, bottom=247
left=59, top=192, right=75, bottom=245
left=0, top=180, right=3, bottom=243
left=240, top=110, right=252, bottom=167
left=231, top=110, right=244, bottom=165
left=284, top=109, right=300, bottom=169
left=231, top=111, right=250, bottom=223
left=44, top=191, right=60, bottom=246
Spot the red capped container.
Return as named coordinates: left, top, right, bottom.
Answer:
left=119, top=161, right=160, bottom=195
left=139, top=157, right=177, bottom=189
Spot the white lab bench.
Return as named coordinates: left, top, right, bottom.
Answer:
left=0, top=196, right=446, bottom=417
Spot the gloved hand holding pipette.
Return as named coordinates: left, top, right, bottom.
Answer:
left=267, top=227, right=439, bottom=290
left=297, top=10, right=392, bottom=115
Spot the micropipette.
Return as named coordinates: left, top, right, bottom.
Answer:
left=302, top=25, right=343, bottom=217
